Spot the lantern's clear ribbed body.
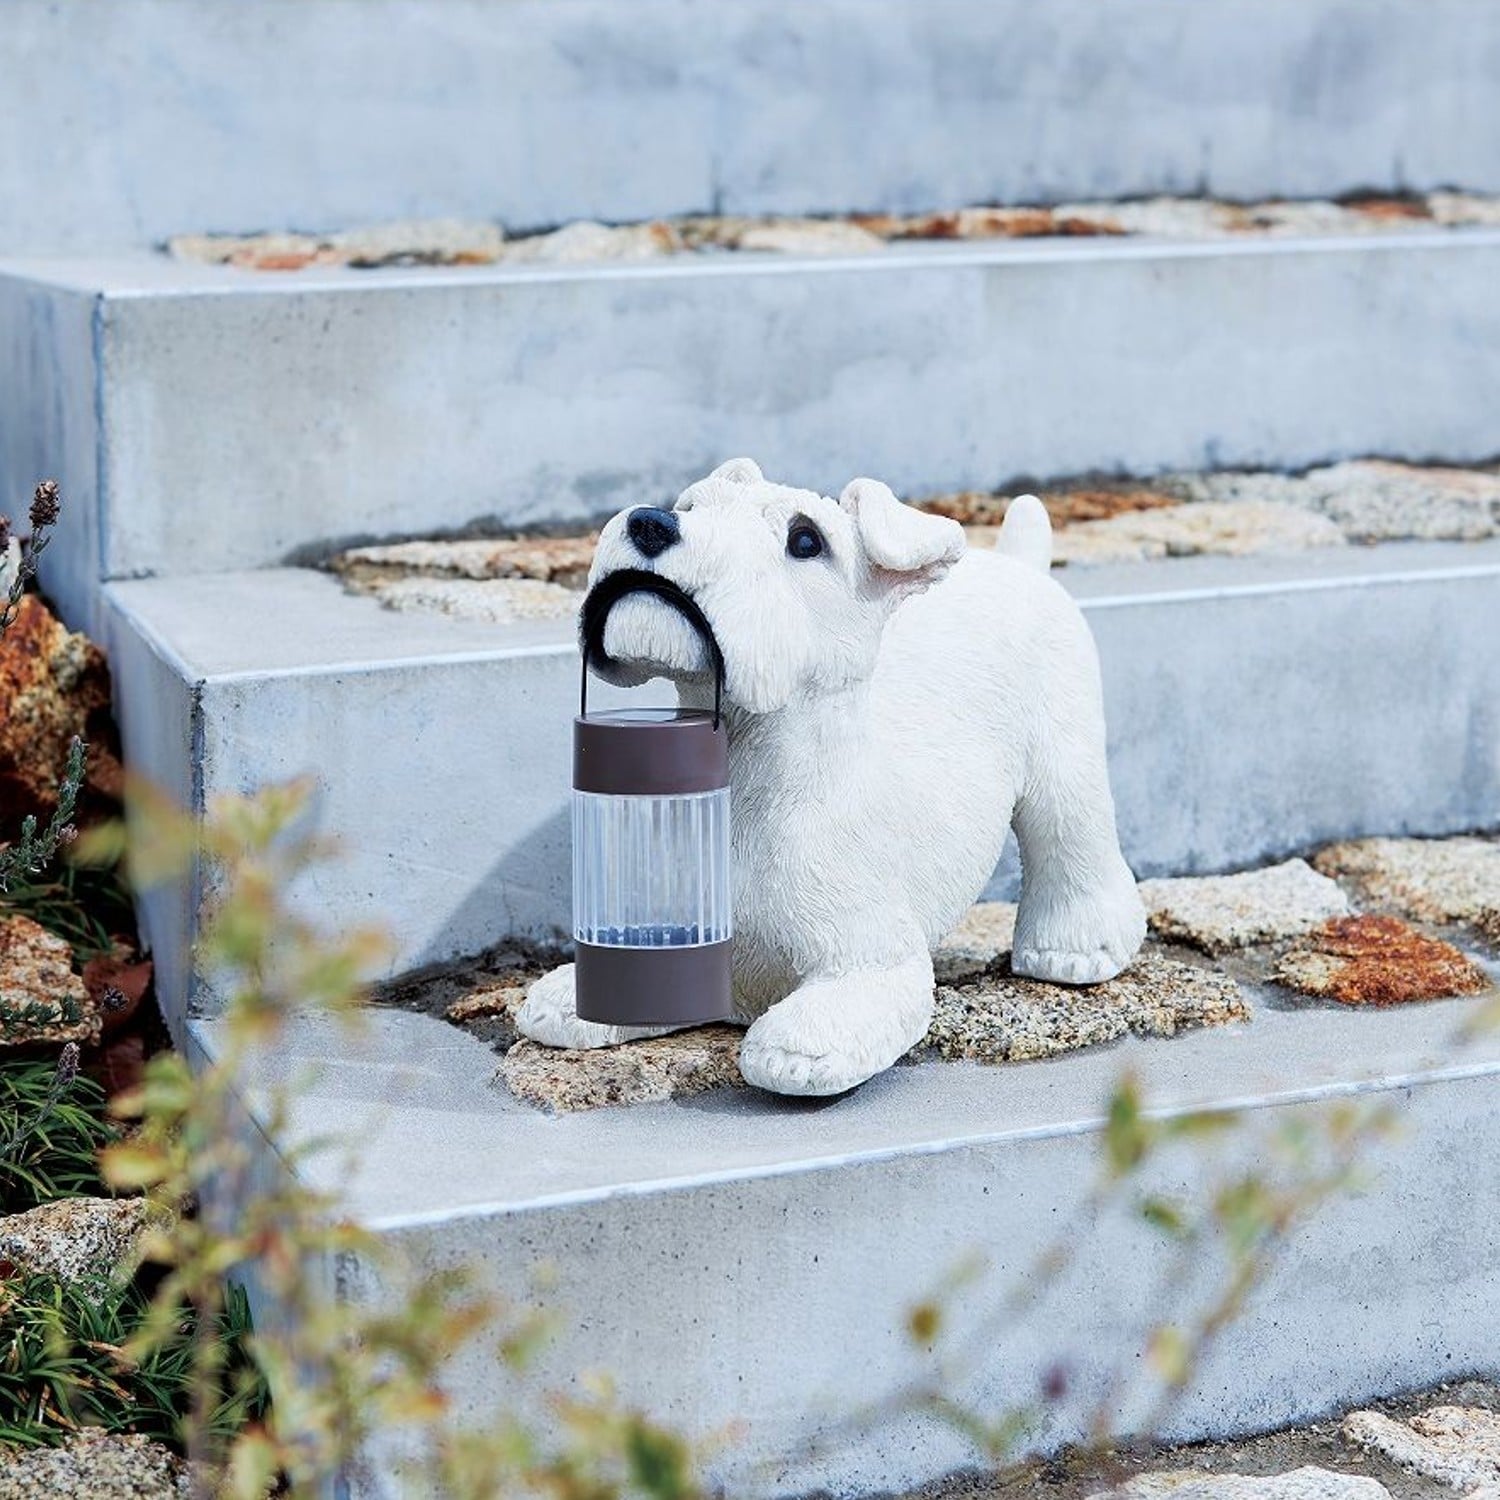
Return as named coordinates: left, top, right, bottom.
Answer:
left=572, top=788, right=733, bottom=948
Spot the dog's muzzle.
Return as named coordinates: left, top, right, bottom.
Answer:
left=579, top=568, right=726, bottom=724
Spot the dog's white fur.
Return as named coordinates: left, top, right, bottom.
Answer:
left=516, top=460, right=1145, bottom=1096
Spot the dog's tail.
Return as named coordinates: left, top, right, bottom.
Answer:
left=993, top=493, right=1051, bottom=572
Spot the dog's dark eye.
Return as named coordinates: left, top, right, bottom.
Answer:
left=786, top=521, right=825, bottom=560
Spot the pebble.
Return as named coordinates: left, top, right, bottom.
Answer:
left=923, top=955, right=1247, bottom=1064
left=1273, top=915, right=1491, bottom=1006
left=0, top=1196, right=152, bottom=1284
left=1140, top=860, right=1351, bottom=954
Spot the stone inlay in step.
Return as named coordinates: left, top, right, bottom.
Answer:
left=1139, top=860, right=1351, bottom=955
left=0, top=1196, right=151, bottom=1285
left=1313, top=838, right=1500, bottom=945
left=1090, top=1468, right=1394, bottom=1500
left=168, top=191, right=1500, bottom=272
left=933, top=900, right=1018, bottom=983
left=499, top=1027, right=744, bottom=1113
left=0, top=913, right=99, bottom=1046
left=1273, top=916, right=1491, bottom=1007
left=922, top=954, right=1248, bottom=1065
left=325, top=459, right=1500, bottom=623
left=1343, top=1407, right=1500, bottom=1493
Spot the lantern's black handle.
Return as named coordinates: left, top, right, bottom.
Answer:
left=578, top=569, right=725, bottom=729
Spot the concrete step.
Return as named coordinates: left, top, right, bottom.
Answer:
left=9, top=229, right=1500, bottom=630
left=103, top=540, right=1500, bottom=1040
left=189, top=955, right=1500, bottom=1497
left=6, top=0, right=1500, bottom=258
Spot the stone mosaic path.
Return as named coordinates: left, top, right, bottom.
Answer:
left=328, top=459, right=1500, bottom=626
left=373, top=837, right=1500, bottom=1113
left=896, top=1382, right=1500, bottom=1500
left=169, top=191, right=1500, bottom=272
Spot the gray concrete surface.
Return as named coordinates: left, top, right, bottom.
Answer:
left=5, top=0, right=1500, bottom=256
left=190, top=967, right=1500, bottom=1497
left=105, top=542, right=1500, bottom=1039
left=8, top=231, right=1500, bottom=632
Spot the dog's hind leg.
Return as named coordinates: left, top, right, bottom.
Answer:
left=737, top=947, right=934, bottom=1097
left=1010, top=700, right=1145, bottom=986
left=514, top=964, right=694, bottom=1049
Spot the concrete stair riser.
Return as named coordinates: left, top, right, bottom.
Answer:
left=103, top=544, right=1500, bottom=1039
left=6, top=0, right=1500, bottom=256
left=7, top=233, right=1500, bottom=629
left=190, top=989, right=1500, bottom=1499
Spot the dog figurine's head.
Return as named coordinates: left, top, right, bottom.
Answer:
left=583, top=458, right=966, bottom=714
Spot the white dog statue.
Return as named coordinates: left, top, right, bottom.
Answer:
left=516, top=459, right=1144, bottom=1096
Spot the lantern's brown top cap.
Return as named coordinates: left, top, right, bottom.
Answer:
left=574, top=709, right=729, bottom=795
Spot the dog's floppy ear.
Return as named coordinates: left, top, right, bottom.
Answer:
left=709, top=457, right=764, bottom=484
left=840, top=477, right=965, bottom=600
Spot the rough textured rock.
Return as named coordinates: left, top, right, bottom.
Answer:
left=1090, top=1467, right=1394, bottom=1500
left=923, top=955, right=1247, bottom=1064
left=729, top=218, right=885, bottom=255
left=498, top=1026, right=744, bottom=1111
left=933, top=902, right=1018, bottom=983
left=170, top=218, right=505, bottom=269
left=0, top=913, right=97, bottom=1046
left=1313, top=838, right=1500, bottom=940
left=1141, top=860, right=1351, bottom=954
left=334, top=534, right=598, bottom=590
left=0, top=1429, right=191, bottom=1499
left=446, top=980, right=530, bottom=1026
left=1052, top=501, right=1345, bottom=566
left=0, top=1196, right=152, bottom=1283
left=351, top=575, right=581, bottom=624
left=920, top=485, right=1179, bottom=529
left=0, top=594, right=111, bottom=819
left=1429, top=192, right=1500, bottom=228
left=1343, top=1408, right=1500, bottom=1492
left=1274, top=916, right=1491, bottom=1007
left=1290, top=461, right=1500, bottom=543
left=498, top=219, right=682, bottom=264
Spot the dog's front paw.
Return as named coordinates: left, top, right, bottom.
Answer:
left=514, top=964, right=678, bottom=1049
left=1012, top=865, right=1146, bottom=987
left=738, top=959, right=934, bottom=1097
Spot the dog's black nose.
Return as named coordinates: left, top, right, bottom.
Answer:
left=626, top=506, right=681, bottom=559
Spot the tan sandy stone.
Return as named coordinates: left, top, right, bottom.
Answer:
left=730, top=218, right=885, bottom=255
left=1092, top=1467, right=1394, bottom=1500
left=352, top=575, right=581, bottom=624
left=0, top=914, right=97, bottom=1046
left=334, top=534, right=599, bottom=589
left=497, top=1026, right=744, bottom=1111
left=498, top=219, right=683, bottom=264
left=1313, top=838, right=1500, bottom=937
left=934, top=902, right=1018, bottom=983
left=1343, top=1407, right=1500, bottom=1492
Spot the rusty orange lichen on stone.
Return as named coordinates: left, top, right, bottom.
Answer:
left=0, top=595, right=111, bottom=820
left=919, top=485, right=1179, bottom=530
left=1274, top=915, right=1491, bottom=1007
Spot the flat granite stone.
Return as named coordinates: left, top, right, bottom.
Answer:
left=334, top=534, right=598, bottom=589
left=933, top=901, right=1018, bottom=983
left=350, top=575, right=581, bottom=624
left=497, top=1026, right=745, bottom=1112
left=1090, top=1467, right=1394, bottom=1500
left=1273, top=916, right=1491, bottom=1008
left=0, top=1430, right=190, bottom=1500
left=1343, top=1408, right=1500, bottom=1493
left=0, top=1196, right=152, bottom=1284
left=922, top=954, right=1247, bottom=1065
left=1140, top=860, right=1351, bottom=955
left=0, top=914, right=98, bottom=1047
left=1051, top=502, right=1345, bottom=566
left=497, top=219, right=683, bottom=263
left=1313, top=839, right=1500, bottom=942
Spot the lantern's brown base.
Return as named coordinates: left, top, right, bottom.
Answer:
left=574, top=940, right=735, bottom=1027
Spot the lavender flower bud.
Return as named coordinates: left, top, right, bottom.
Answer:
left=29, top=480, right=61, bottom=530
left=102, top=986, right=129, bottom=1013
left=55, top=1042, right=80, bottom=1090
